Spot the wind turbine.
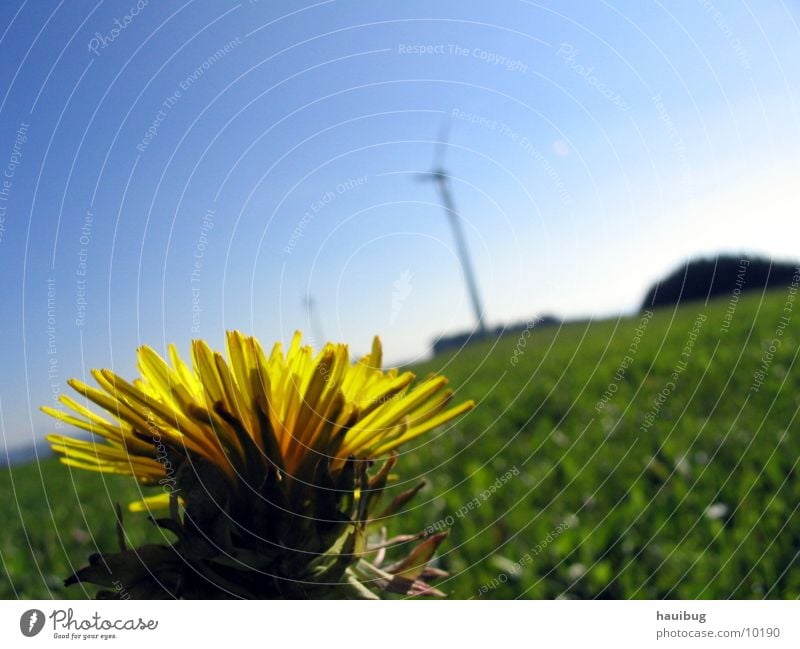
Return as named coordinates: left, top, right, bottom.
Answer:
left=417, top=120, right=489, bottom=336
left=303, top=294, right=325, bottom=347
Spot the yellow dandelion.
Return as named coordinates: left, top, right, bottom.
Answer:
left=44, top=331, right=472, bottom=510
left=43, top=331, right=473, bottom=598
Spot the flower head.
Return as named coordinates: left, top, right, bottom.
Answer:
left=43, top=331, right=473, bottom=598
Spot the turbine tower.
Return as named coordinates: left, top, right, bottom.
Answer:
left=303, top=294, right=325, bottom=347
left=418, top=120, right=488, bottom=336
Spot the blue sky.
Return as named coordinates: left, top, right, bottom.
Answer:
left=1, top=0, right=799, bottom=449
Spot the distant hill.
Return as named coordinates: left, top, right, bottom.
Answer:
left=432, top=315, right=560, bottom=356
left=642, top=255, right=799, bottom=310
left=0, top=441, right=53, bottom=468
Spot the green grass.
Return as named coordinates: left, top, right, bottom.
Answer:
left=0, top=458, right=156, bottom=599
left=3, top=287, right=800, bottom=598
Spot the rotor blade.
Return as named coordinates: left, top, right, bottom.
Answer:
left=432, top=116, right=451, bottom=170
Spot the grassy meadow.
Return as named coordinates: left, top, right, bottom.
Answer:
left=2, top=287, right=799, bottom=599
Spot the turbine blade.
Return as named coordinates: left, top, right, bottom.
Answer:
left=432, top=116, right=451, bottom=170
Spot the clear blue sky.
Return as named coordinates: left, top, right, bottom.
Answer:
left=1, top=0, right=799, bottom=449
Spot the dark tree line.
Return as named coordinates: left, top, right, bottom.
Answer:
left=642, top=255, right=799, bottom=310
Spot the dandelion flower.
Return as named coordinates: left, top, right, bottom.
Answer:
left=43, top=331, right=474, bottom=599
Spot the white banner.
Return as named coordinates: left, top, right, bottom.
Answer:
left=0, top=600, right=797, bottom=648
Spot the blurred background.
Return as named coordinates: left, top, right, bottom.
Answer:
left=1, top=0, right=799, bottom=598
